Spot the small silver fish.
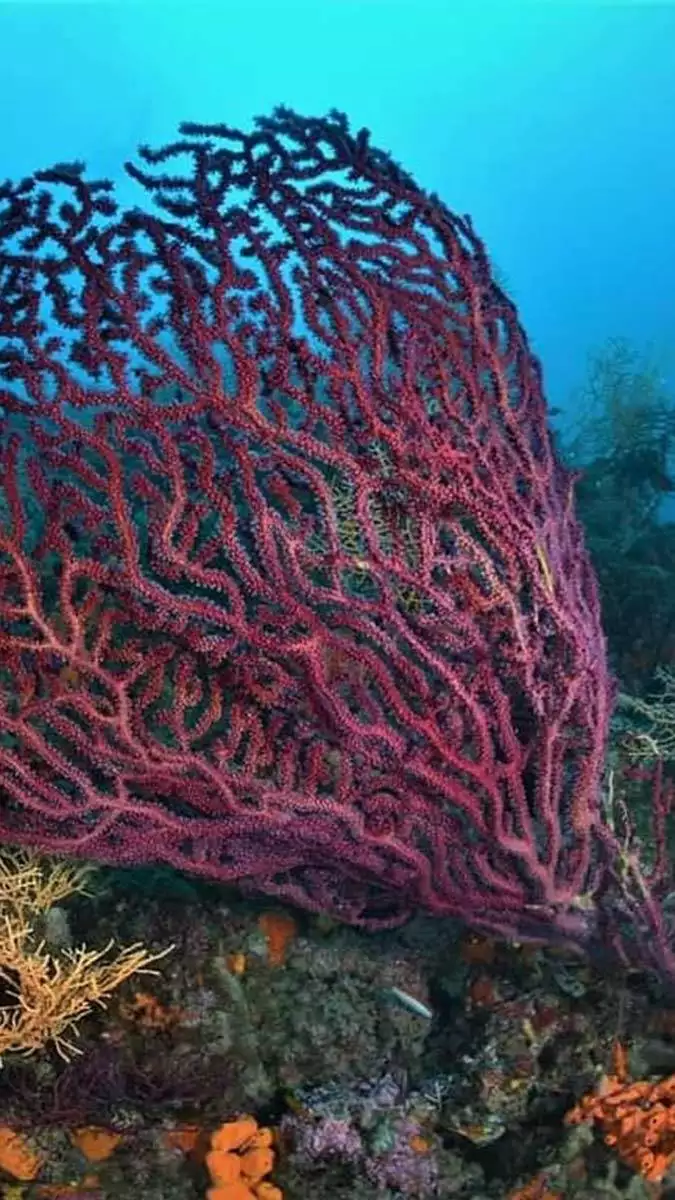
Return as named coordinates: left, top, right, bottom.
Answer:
left=384, top=986, right=433, bottom=1020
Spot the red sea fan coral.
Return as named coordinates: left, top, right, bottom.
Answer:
left=0, top=107, right=614, bottom=946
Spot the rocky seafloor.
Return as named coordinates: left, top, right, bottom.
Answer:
left=0, top=864, right=674, bottom=1200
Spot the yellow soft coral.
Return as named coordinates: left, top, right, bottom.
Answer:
left=0, top=847, right=171, bottom=1058
left=0, top=848, right=93, bottom=912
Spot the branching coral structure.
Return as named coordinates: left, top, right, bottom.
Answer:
left=0, top=849, right=169, bottom=1057
left=0, top=105, right=659, bottom=964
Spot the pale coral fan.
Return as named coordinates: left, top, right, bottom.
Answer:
left=0, top=848, right=170, bottom=1057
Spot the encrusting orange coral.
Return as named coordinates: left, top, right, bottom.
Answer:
left=506, top=1173, right=561, bottom=1200
left=70, top=1126, right=123, bottom=1163
left=226, top=951, right=247, bottom=977
left=119, top=990, right=183, bottom=1032
left=566, top=1041, right=675, bottom=1183
left=0, top=1125, right=43, bottom=1180
left=257, top=913, right=297, bottom=968
left=206, top=1116, right=281, bottom=1200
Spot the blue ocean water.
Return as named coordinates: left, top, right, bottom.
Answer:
left=1, top=1, right=674, bottom=428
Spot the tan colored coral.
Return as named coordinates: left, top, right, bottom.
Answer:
left=0, top=847, right=93, bottom=913
left=0, top=847, right=170, bottom=1058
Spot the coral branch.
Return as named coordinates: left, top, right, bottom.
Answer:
left=0, top=109, right=613, bottom=943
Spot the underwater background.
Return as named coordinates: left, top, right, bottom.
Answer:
left=1, top=4, right=675, bottom=1199
left=2, top=2, right=675, bottom=423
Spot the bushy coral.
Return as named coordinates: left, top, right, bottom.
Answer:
left=0, top=848, right=170, bottom=1058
